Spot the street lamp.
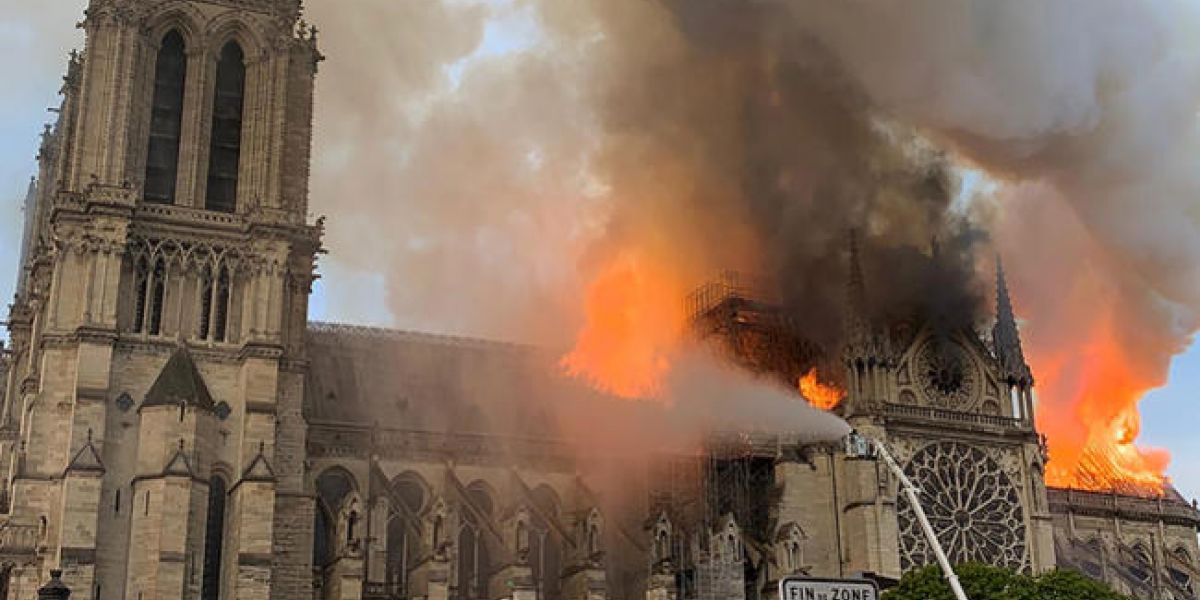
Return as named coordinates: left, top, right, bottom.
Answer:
left=845, top=431, right=970, bottom=600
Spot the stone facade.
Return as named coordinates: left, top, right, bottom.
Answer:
left=0, top=2, right=1198, bottom=600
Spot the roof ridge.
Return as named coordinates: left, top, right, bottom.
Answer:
left=306, top=320, right=542, bottom=352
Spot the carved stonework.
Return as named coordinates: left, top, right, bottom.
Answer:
left=913, top=337, right=980, bottom=409
left=897, top=441, right=1028, bottom=573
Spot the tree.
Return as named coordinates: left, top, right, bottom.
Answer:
left=882, top=563, right=1132, bottom=600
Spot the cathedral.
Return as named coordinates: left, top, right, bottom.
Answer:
left=0, top=1, right=1198, bottom=599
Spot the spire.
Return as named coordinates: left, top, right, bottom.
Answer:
left=992, top=256, right=1032, bottom=385
left=846, top=229, right=868, bottom=338
left=844, top=229, right=880, bottom=363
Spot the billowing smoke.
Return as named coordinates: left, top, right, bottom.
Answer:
left=306, top=0, right=983, bottom=348
left=306, top=0, right=1200, bottom=487
left=774, top=0, right=1200, bottom=488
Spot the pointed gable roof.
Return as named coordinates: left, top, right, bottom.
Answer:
left=64, top=429, right=104, bottom=476
left=163, top=440, right=196, bottom=478
left=143, top=347, right=215, bottom=411
left=241, top=441, right=276, bottom=483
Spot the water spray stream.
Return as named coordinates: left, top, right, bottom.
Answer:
left=847, top=431, right=971, bottom=600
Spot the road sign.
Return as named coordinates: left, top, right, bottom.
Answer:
left=779, top=577, right=880, bottom=600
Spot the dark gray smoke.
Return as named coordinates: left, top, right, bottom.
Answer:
left=307, top=0, right=988, bottom=349
left=564, top=0, right=988, bottom=351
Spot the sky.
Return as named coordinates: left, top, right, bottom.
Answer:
left=0, top=0, right=1198, bottom=503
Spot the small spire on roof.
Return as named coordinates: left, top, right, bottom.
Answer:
left=992, top=255, right=1032, bottom=385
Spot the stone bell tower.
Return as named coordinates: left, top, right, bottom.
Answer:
left=1, top=1, right=322, bottom=599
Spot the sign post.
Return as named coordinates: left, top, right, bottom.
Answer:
left=778, top=576, right=879, bottom=600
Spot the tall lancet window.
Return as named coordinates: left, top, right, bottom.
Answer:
left=205, top=42, right=246, bottom=213
left=201, top=475, right=227, bottom=600
left=144, top=31, right=188, bottom=204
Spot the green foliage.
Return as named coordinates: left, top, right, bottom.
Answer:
left=882, top=564, right=1132, bottom=600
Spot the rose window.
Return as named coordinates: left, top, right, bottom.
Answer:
left=897, top=442, right=1027, bottom=572
left=915, top=339, right=978, bottom=408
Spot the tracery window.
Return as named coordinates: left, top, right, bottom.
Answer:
left=198, top=265, right=231, bottom=342
left=386, top=474, right=426, bottom=597
left=777, top=523, right=805, bottom=574
left=144, top=30, right=187, bottom=204
left=530, top=486, right=563, bottom=600
left=134, top=258, right=166, bottom=335
left=1130, top=543, right=1153, bottom=583
left=204, top=42, right=246, bottom=213
left=149, top=260, right=166, bottom=335
left=458, top=483, right=494, bottom=599
left=201, top=475, right=227, bottom=600
left=896, top=442, right=1027, bottom=572
left=133, top=257, right=150, bottom=333
left=312, top=469, right=357, bottom=573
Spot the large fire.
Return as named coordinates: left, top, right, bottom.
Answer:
left=799, top=368, right=843, bottom=410
left=1034, top=319, right=1170, bottom=495
left=560, top=253, right=686, bottom=400
left=563, top=251, right=1174, bottom=496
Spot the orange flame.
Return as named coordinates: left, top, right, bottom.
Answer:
left=1035, top=317, right=1170, bottom=495
left=799, top=368, right=843, bottom=410
left=560, top=253, right=685, bottom=400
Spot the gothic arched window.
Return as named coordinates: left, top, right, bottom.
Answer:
left=133, top=257, right=150, bottom=333
left=205, top=42, right=246, bottom=213
left=145, top=30, right=187, bottom=204
left=458, top=523, right=481, bottom=599
left=199, top=265, right=231, bottom=342
left=312, top=469, right=357, bottom=571
left=776, top=523, right=806, bottom=574
left=149, top=259, right=166, bottom=336
left=386, top=474, right=426, bottom=596
left=201, top=475, right=227, bottom=600
left=459, top=482, right=494, bottom=599
left=214, top=266, right=230, bottom=342
left=529, top=489, right=563, bottom=600
left=1130, top=543, right=1153, bottom=583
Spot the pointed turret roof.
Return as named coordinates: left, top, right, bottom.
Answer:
left=992, top=257, right=1033, bottom=385
left=143, top=347, right=215, bottom=411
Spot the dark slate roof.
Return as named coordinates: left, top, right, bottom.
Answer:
left=304, top=322, right=567, bottom=436
left=143, top=347, right=216, bottom=411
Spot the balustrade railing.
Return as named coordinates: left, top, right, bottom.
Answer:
left=881, top=402, right=1025, bottom=430
left=1047, top=487, right=1200, bottom=526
